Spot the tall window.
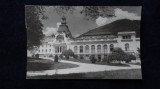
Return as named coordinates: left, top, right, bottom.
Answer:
left=91, top=45, right=95, bottom=53
left=103, top=45, right=107, bottom=53
left=125, top=43, right=129, bottom=51
left=97, top=45, right=101, bottom=53
left=46, top=49, right=47, bottom=53
left=80, top=46, right=83, bottom=53
left=42, top=49, right=43, bottom=53
left=85, top=45, right=89, bottom=53
left=110, top=44, right=114, bottom=52
left=74, top=46, right=78, bottom=53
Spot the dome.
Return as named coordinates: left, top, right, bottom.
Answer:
left=57, top=17, right=72, bottom=38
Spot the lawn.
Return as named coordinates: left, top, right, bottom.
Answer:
left=62, top=57, right=130, bottom=67
left=27, top=58, right=79, bottom=71
left=27, top=69, right=142, bottom=79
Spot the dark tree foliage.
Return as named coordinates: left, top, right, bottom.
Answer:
left=53, top=6, right=115, bottom=20
left=61, top=49, right=74, bottom=59
left=107, top=47, right=130, bottom=63
left=25, top=6, right=45, bottom=50
left=90, top=55, right=96, bottom=64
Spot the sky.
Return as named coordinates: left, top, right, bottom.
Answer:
left=41, top=6, right=142, bottom=37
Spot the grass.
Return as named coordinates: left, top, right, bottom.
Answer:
left=27, top=69, right=142, bottom=79
left=27, top=58, right=79, bottom=71
left=62, top=57, right=130, bottom=67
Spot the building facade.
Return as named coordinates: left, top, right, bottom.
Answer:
left=34, top=17, right=140, bottom=60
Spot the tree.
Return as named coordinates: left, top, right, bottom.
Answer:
left=61, top=49, right=74, bottom=59
left=107, top=47, right=130, bottom=63
left=52, top=6, right=115, bottom=20
left=25, top=6, right=46, bottom=50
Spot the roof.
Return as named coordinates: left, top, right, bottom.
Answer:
left=76, top=19, right=140, bottom=38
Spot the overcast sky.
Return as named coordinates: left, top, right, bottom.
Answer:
left=41, top=6, right=142, bottom=37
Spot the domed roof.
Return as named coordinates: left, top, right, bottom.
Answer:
left=57, top=17, right=72, bottom=38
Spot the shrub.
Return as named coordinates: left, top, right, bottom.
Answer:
left=54, top=55, right=58, bottom=62
left=49, top=54, right=53, bottom=57
left=80, top=56, right=84, bottom=59
left=73, top=55, right=78, bottom=59
left=65, top=56, right=69, bottom=59
left=62, top=49, right=74, bottom=59
left=35, top=54, right=39, bottom=58
left=107, top=47, right=129, bottom=63
left=127, top=54, right=136, bottom=63
left=59, top=54, right=63, bottom=59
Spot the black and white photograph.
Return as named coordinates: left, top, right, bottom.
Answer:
left=26, top=6, right=142, bottom=79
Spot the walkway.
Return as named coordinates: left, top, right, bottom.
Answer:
left=27, top=57, right=141, bottom=77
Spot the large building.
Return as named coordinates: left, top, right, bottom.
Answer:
left=34, top=17, right=140, bottom=60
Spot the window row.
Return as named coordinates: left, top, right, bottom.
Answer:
left=41, top=45, right=52, bottom=48
left=122, top=35, right=131, bottom=39
left=39, top=49, right=52, bottom=53
left=74, top=44, right=114, bottom=54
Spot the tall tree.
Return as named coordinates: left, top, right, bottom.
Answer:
left=25, top=6, right=45, bottom=50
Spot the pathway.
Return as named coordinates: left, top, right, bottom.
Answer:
left=27, top=57, right=141, bottom=77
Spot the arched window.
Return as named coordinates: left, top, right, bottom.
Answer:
left=74, top=46, right=78, bottom=53
left=103, top=45, right=107, bottom=53
left=110, top=44, right=114, bottom=52
left=42, top=49, right=43, bottom=52
left=97, top=45, right=101, bottom=53
left=125, top=43, right=129, bottom=51
left=91, top=45, right=95, bottom=53
left=85, top=45, right=89, bottom=53
left=80, top=46, right=83, bottom=53
left=46, top=49, right=47, bottom=53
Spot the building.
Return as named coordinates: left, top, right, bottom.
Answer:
left=34, top=17, right=140, bottom=60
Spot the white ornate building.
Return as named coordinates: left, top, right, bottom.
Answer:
left=33, top=17, right=140, bottom=60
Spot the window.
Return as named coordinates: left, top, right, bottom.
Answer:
left=39, top=50, right=40, bottom=52
left=49, top=49, right=51, bottom=52
left=91, top=45, right=95, bottom=53
left=97, top=45, right=101, bottom=53
left=103, top=45, right=107, bottom=53
left=46, top=49, right=47, bottom=52
left=125, top=43, right=129, bottom=51
left=122, top=35, right=131, bottom=39
left=110, top=44, right=114, bottom=52
left=42, top=49, right=43, bottom=52
left=74, top=46, right=78, bottom=53
left=85, top=45, right=89, bottom=53
left=80, top=46, right=83, bottom=53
